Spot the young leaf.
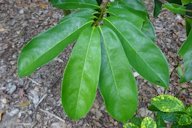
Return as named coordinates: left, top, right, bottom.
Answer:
left=61, top=27, right=101, bottom=120
left=18, top=16, right=92, bottom=77
left=49, top=0, right=99, bottom=10
left=179, top=30, right=192, bottom=82
left=141, top=117, right=157, bottom=128
left=178, top=114, right=192, bottom=126
left=154, top=0, right=163, bottom=17
left=151, top=95, right=185, bottom=112
left=104, top=17, right=169, bottom=87
left=99, top=26, right=138, bottom=123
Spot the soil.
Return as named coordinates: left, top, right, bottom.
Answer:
left=0, top=0, right=191, bottom=128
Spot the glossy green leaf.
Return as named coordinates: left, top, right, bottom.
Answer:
left=178, top=30, right=192, bottom=82
left=141, top=117, right=157, bottom=128
left=118, top=0, right=147, bottom=13
left=141, top=20, right=156, bottom=42
left=123, top=123, right=139, bottom=128
left=177, top=65, right=186, bottom=83
left=178, top=114, right=192, bottom=125
left=163, top=3, right=186, bottom=15
left=99, top=26, right=138, bottom=122
left=61, top=27, right=101, bottom=120
left=104, top=17, right=169, bottom=87
left=109, top=1, right=156, bottom=41
left=49, top=0, right=99, bottom=9
left=107, top=7, right=145, bottom=29
left=151, top=95, right=185, bottom=112
left=154, top=0, right=163, bottom=17
left=157, top=111, right=179, bottom=123
left=186, top=106, right=192, bottom=116
left=129, top=117, right=142, bottom=126
left=18, top=16, right=93, bottom=77
left=156, top=112, right=166, bottom=128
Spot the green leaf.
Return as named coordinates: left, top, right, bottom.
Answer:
left=119, top=0, right=147, bottom=13
left=99, top=26, right=138, bottom=122
left=177, top=65, right=186, bottom=83
left=18, top=15, right=93, bottom=77
left=61, top=27, right=101, bottom=120
left=157, top=111, right=179, bottom=123
left=163, top=3, right=186, bottom=15
left=49, top=0, right=99, bottom=9
left=129, top=117, right=142, bottom=126
left=154, top=0, right=163, bottom=17
left=185, top=16, right=192, bottom=36
left=104, top=17, right=169, bottom=87
left=178, top=114, right=192, bottom=125
left=178, top=30, right=192, bottom=82
left=123, top=123, right=139, bottom=128
left=156, top=112, right=167, bottom=128
left=109, top=1, right=156, bottom=41
left=151, top=95, right=185, bottom=112
left=141, top=117, right=157, bottom=128
left=186, top=106, right=192, bottom=116
left=107, top=7, right=145, bottom=29
left=141, top=20, right=156, bottom=42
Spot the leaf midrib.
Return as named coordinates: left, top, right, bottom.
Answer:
left=99, top=27, right=120, bottom=97
left=74, top=27, right=95, bottom=118
left=104, top=18, right=167, bottom=86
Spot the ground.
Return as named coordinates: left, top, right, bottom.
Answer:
left=0, top=0, right=191, bottom=128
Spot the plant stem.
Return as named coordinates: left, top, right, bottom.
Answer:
left=93, top=0, right=109, bottom=26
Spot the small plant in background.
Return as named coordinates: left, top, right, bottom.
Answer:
left=124, top=117, right=157, bottom=128
left=123, top=95, right=192, bottom=128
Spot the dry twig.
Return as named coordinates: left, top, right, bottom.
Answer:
left=39, top=109, right=65, bottom=123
